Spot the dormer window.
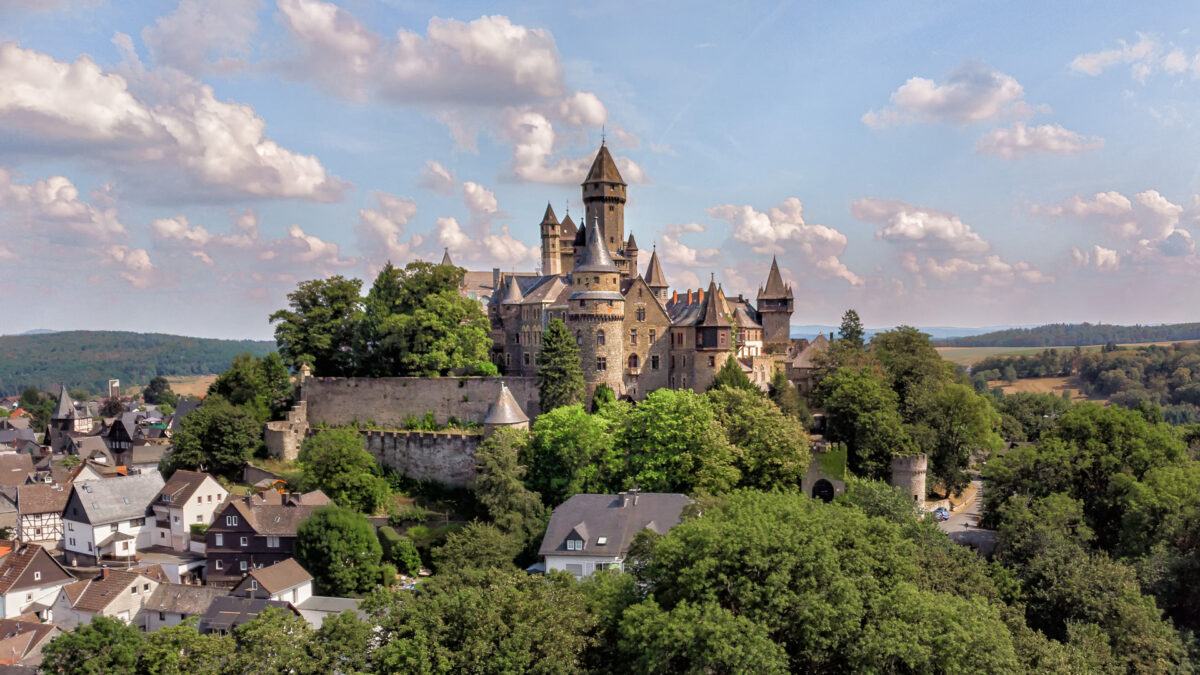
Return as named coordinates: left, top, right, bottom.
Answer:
left=566, top=538, right=583, bottom=551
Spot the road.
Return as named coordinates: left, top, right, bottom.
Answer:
left=937, top=479, right=997, bottom=556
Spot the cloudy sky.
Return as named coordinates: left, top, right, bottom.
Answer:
left=2, top=1, right=1199, bottom=339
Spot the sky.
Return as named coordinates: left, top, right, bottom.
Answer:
left=2, top=1, right=1200, bottom=340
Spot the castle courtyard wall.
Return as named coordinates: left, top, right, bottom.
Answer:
left=303, top=376, right=539, bottom=428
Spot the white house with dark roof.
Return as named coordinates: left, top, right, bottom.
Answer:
left=50, top=567, right=164, bottom=630
left=0, top=543, right=76, bottom=619
left=140, top=583, right=227, bottom=631
left=538, top=490, right=691, bottom=579
left=151, top=470, right=228, bottom=552
left=61, top=472, right=165, bottom=566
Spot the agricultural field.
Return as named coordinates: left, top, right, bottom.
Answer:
left=984, top=376, right=1097, bottom=402
left=128, top=374, right=217, bottom=398
left=935, top=345, right=1099, bottom=367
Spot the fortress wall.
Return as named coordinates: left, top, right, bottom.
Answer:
left=362, top=430, right=482, bottom=488
left=302, top=377, right=539, bottom=428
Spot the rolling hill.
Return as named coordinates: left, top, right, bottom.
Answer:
left=933, top=322, right=1200, bottom=348
left=0, top=331, right=274, bottom=396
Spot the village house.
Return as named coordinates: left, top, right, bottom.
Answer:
left=140, top=583, right=227, bottom=632
left=15, top=484, right=68, bottom=544
left=200, top=595, right=298, bottom=635
left=0, top=617, right=60, bottom=668
left=538, top=490, right=691, bottom=579
left=150, top=470, right=228, bottom=553
left=62, top=472, right=165, bottom=566
left=0, top=455, right=34, bottom=491
left=0, top=542, right=75, bottom=620
left=205, top=490, right=330, bottom=587
left=231, top=557, right=312, bottom=605
left=50, top=567, right=167, bottom=630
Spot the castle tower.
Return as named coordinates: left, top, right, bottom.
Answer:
left=51, top=384, right=75, bottom=433
left=643, top=245, right=670, bottom=301
left=440, top=248, right=454, bottom=266
left=566, top=216, right=625, bottom=399
left=498, top=275, right=524, bottom=373
left=539, top=203, right=562, bottom=276
left=483, top=383, right=530, bottom=437
left=756, top=257, right=794, bottom=352
left=582, top=141, right=627, bottom=255
left=693, top=276, right=734, bottom=390
left=624, top=233, right=639, bottom=279
left=889, top=453, right=928, bottom=509
left=558, top=210, right=577, bottom=275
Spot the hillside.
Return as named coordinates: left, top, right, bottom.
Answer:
left=0, top=331, right=274, bottom=396
left=934, top=322, right=1200, bottom=347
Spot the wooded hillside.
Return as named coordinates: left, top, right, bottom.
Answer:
left=935, top=322, right=1200, bottom=347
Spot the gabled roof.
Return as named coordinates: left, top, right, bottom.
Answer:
left=239, top=558, right=312, bottom=596
left=66, top=569, right=155, bottom=614
left=758, top=256, right=792, bottom=300
left=201, top=596, right=295, bottom=632
left=156, top=470, right=215, bottom=506
left=0, top=544, right=74, bottom=595
left=643, top=247, right=668, bottom=289
left=696, top=278, right=731, bottom=328
left=0, top=618, right=59, bottom=666
left=0, top=456, right=33, bottom=489
left=559, top=213, right=577, bottom=241
left=574, top=217, right=618, bottom=274
left=483, top=385, right=529, bottom=426
left=788, top=333, right=830, bottom=369
left=217, top=492, right=329, bottom=536
left=538, top=492, right=691, bottom=558
left=67, top=472, right=164, bottom=525
left=582, top=143, right=626, bottom=185
left=15, top=484, right=68, bottom=516
left=53, top=386, right=73, bottom=421
left=143, top=583, right=226, bottom=616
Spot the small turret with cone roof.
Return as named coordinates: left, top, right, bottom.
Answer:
left=644, top=244, right=669, bottom=300
left=483, top=383, right=529, bottom=436
left=53, top=384, right=75, bottom=421
left=440, top=248, right=454, bottom=267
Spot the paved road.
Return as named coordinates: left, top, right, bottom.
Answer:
left=937, top=479, right=997, bottom=556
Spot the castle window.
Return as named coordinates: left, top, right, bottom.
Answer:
left=636, top=308, right=645, bottom=321
left=628, top=355, right=639, bottom=369
left=671, top=356, right=676, bottom=368
left=649, top=329, right=656, bottom=343
left=505, top=354, right=511, bottom=367
left=708, top=356, right=716, bottom=367
left=682, top=376, right=687, bottom=387
left=630, top=329, right=637, bottom=345
left=524, top=353, right=530, bottom=365
left=594, top=276, right=600, bottom=284
left=652, top=355, right=660, bottom=370
left=514, top=333, right=520, bottom=345
left=597, top=329, right=606, bottom=345
left=607, top=300, right=613, bottom=307
left=580, top=300, right=585, bottom=308
left=576, top=331, right=582, bottom=345
left=597, top=357, right=607, bottom=371
left=609, top=206, right=614, bottom=212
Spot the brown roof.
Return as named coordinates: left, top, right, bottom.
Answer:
left=0, top=544, right=73, bottom=595
left=138, top=564, right=171, bottom=584
left=582, top=143, right=626, bottom=185
left=643, top=248, right=668, bottom=289
left=0, top=618, right=58, bottom=666
left=0, top=457, right=33, bottom=490
left=67, top=569, right=154, bottom=614
left=156, top=470, right=212, bottom=505
left=15, top=485, right=67, bottom=516
left=243, top=558, right=312, bottom=595
left=143, top=583, right=226, bottom=616
left=224, top=492, right=329, bottom=536
left=540, top=202, right=558, bottom=225
left=788, top=333, right=830, bottom=369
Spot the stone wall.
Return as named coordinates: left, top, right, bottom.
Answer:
left=303, top=376, right=539, bottom=429
left=889, top=453, right=928, bottom=510
left=264, top=400, right=307, bottom=461
left=362, top=430, right=482, bottom=488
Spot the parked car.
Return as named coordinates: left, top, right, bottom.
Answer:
left=933, top=507, right=950, bottom=521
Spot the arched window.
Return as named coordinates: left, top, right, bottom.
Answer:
left=628, top=354, right=639, bottom=369
left=597, top=329, right=606, bottom=346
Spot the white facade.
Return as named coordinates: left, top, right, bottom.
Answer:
left=51, top=574, right=162, bottom=631
left=62, top=516, right=152, bottom=563
left=544, top=554, right=624, bottom=578
left=2, top=581, right=68, bottom=620
left=150, top=475, right=228, bottom=552
left=17, top=511, right=62, bottom=544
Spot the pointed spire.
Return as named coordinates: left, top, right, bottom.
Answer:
left=573, top=219, right=587, bottom=247
left=575, top=216, right=618, bottom=273
left=697, top=276, right=732, bottom=328
left=759, top=256, right=790, bottom=299
left=484, top=383, right=529, bottom=426
left=54, top=384, right=74, bottom=420
left=644, top=246, right=668, bottom=289
left=499, top=275, right=524, bottom=304
left=541, top=202, right=558, bottom=225
left=559, top=211, right=577, bottom=240
left=582, top=143, right=626, bottom=185
left=440, top=248, right=453, bottom=266
left=626, top=232, right=638, bottom=249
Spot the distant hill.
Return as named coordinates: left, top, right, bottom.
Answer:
left=791, top=325, right=1022, bottom=342
left=0, top=331, right=274, bottom=396
left=934, top=322, right=1200, bottom=348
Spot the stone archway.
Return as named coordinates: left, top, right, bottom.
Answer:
left=811, top=479, right=835, bottom=503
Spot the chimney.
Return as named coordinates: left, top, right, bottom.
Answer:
left=618, top=491, right=630, bottom=507
left=101, top=568, right=110, bottom=580
left=685, top=289, right=692, bottom=304
left=630, top=487, right=639, bottom=505
left=829, top=331, right=834, bottom=341
left=698, top=289, right=704, bottom=303
left=671, top=290, right=678, bottom=303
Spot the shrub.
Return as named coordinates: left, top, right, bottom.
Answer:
left=190, top=523, right=208, bottom=538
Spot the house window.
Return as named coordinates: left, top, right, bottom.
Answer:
left=159, top=612, right=165, bottom=621
left=596, top=357, right=607, bottom=372
left=649, top=329, right=656, bottom=343
left=597, top=329, right=605, bottom=346
left=239, top=561, right=247, bottom=571
left=144, top=584, right=149, bottom=592
left=266, top=536, right=279, bottom=548
left=215, top=560, right=223, bottom=570
left=69, top=538, right=75, bottom=546
left=25, top=593, right=31, bottom=602
left=226, top=515, right=238, bottom=526
left=250, top=580, right=258, bottom=591
left=160, top=532, right=165, bottom=539
left=215, top=534, right=223, bottom=546
left=196, top=515, right=203, bottom=522
left=197, top=497, right=202, bottom=504
left=87, top=542, right=92, bottom=552
left=172, top=516, right=179, bottom=523
left=131, top=586, right=138, bottom=595
left=636, top=308, right=646, bottom=321
left=207, top=495, right=212, bottom=502
left=630, top=329, right=637, bottom=345
left=652, top=355, right=660, bottom=370
left=240, top=536, right=248, bottom=547
left=67, top=522, right=73, bottom=531
left=33, top=571, right=40, bottom=581
left=566, top=538, right=583, bottom=551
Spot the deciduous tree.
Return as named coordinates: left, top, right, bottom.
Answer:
left=707, top=386, right=811, bottom=491
left=270, top=275, right=364, bottom=376
left=167, top=395, right=261, bottom=478
left=295, top=506, right=384, bottom=596
left=615, top=389, right=740, bottom=494
left=298, top=429, right=391, bottom=514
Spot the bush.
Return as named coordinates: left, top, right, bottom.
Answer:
left=378, top=525, right=403, bottom=558
left=392, top=536, right=422, bottom=575
left=389, top=503, right=433, bottom=526
left=472, top=361, right=500, bottom=376
left=190, top=523, right=208, bottom=538
left=379, top=563, right=398, bottom=587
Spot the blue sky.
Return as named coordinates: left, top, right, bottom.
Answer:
left=2, top=0, right=1199, bottom=339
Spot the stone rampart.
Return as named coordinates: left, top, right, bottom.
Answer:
left=303, top=377, right=539, bottom=429
left=361, top=430, right=482, bottom=488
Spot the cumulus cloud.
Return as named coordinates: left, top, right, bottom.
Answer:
left=462, top=181, right=498, bottom=225
left=0, top=168, right=126, bottom=242
left=357, top=192, right=421, bottom=266
left=1070, top=33, right=1159, bottom=81
left=659, top=233, right=719, bottom=267
left=708, top=197, right=862, bottom=285
left=851, top=198, right=990, bottom=254
left=976, top=122, right=1104, bottom=159
left=417, top=161, right=456, bottom=195
left=503, top=109, right=646, bottom=184
left=0, top=41, right=347, bottom=201
left=142, top=0, right=261, bottom=75
left=101, top=245, right=157, bottom=288
left=1033, top=189, right=1191, bottom=240
left=1071, top=244, right=1121, bottom=271
left=863, top=62, right=1034, bottom=128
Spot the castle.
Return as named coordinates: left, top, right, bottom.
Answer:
left=475, top=142, right=821, bottom=399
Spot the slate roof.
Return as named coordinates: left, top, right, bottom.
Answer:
left=168, top=401, right=202, bottom=431
left=498, top=275, right=524, bottom=304
left=156, top=470, right=211, bottom=505
left=52, top=387, right=73, bottom=421
left=440, top=248, right=454, bottom=266
left=582, top=143, right=626, bottom=185
left=0, top=457, right=33, bottom=490
left=201, top=596, right=294, bottom=632
left=0, top=544, right=73, bottom=595
left=68, top=472, right=164, bottom=525
left=538, top=492, right=691, bottom=558
left=0, top=431, right=34, bottom=447
left=574, top=217, right=618, bottom=274
left=483, top=385, right=528, bottom=426
left=540, top=202, right=558, bottom=225
left=71, top=437, right=110, bottom=461
left=143, top=583, right=226, bottom=616
left=295, top=596, right=362, bottom=615
left=242, top=558, right=312, bottom=595
left=129, top=445, right=166, bottom=466
left=0, top=419, right=30, bottom=432
left=222, top=491, right=329, bottom=536
left=15, top=485, right=67, bottom=516
left=643, top=248, right=668, bottom=289
left=758, top=256, right=793, bottom=299
left=696, top=278, right=732, bottom=328
left=558, top=212, right=577, bottom=241
left=787, top=334, right=830, bottom=369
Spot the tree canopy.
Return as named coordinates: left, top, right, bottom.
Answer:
left=295, top=505, right=384, bottom=596
left=298, top=429, right=391, bottom=514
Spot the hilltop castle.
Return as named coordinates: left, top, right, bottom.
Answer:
left=464, top=142, right=823, bottom=399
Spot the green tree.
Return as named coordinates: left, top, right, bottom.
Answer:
left=708, top=354, right=758, bottom=392
left=473, top=428, right=548, bottom=556
left=295, top=506, right=384, bottom=596
left=926, top=383, right=1003, bottom=497
left=707, top=386, right=811, bottom=490
left=270, top=275, right=364, bottom=375
left=615, top=389, right=740, bottom=494
left=167, top=395, right=261, bottom=478
left=768, top=368, right=808, bottom=423
left=208, top=352, right=294, bottom=422
left=229, top=606, right=324, bottom=675
left=838, top=308, right=866, bottom=349
left=142, top=376, right=177, bottom=406
left=617, top=599, right=789, bottom=674
left=536, top=318, right=585, bottom=411
left=818, top=367, right=910, bottom=480
left=41, top=615, right=142, bottom=674
left=524, top=405, right=621, bottom=505
left=432, top=522, right=521, bottom=572
left=995, top=392, right=1072, bottom=442
left=298, top=429, right=391, bottom=514
left=138, top=620, right=234, bottom=675
left=870, top=325, right=954, bottom=419
left=590, top=382, right=616, bottom=412
left=100, top=395, right=125, bottom=417
left=313, top=610, right=375, bottom=674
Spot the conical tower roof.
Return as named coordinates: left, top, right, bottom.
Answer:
left=540, top=202, right=558, bottom=225
left=440, top=248, right=454, bottom=266
left=499, top=275, right=524, bottom=304
left=626, top=232, right=638, bottom=249
left=54, top=384, right=74, bottom=419
left=574, top=217, right=617, bottom=273
left=758, top=256, right=791, bottom=299
left=484, top=384, right=529, bottom=425
left=559, top=212, right=577, bottom=240
left=697, top=276, right=732, bottom=328
left=582, top=143, right=626, bottom=185
left=573, top=220, right=587, bottom=247
left=644, top=246, right=668, bottom=289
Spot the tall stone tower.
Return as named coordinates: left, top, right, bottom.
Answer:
left=643, top=245, right=669, bottom=302
left=539, top=203, right=562, bottom=276
left=582, top=141, right=627, bottom=254
left=756, top=257, right=794, bottom=352
left=889, top=453, right=928, bottom=509
left=567, top=219, right=625, bottom=399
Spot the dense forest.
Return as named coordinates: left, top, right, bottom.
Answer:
left=936, top=321, right=1200, bottom=347
left=0, top=331, right=272, bottom=396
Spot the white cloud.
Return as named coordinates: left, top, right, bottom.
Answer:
left=976, top=122, right=1104, bottom=159
left=102, top=245, right=156, bottom=288
left=0, top=41, right=347, bottom=201
left=0, top=168, right=126, bottom=242
left=503, top=109, right=646, bottom=184
left=435, top=216, right=471, bottom=252
left=275, top=0, right=378, bottom=100
left=659, top=233, right=719, bottom=266
left=863, top=62, right=1033, bottom=128
left=417, top=161, right=456, bottom=195
left=142, top=0, right=261, bottom=75
left=851, top=198, right=990, bottom=254
left=708, top=197, right=862, bottom=285
left=1071, top=244, right=1121, bottom=271
left=1033, top=189, right=1191, bottom=241
left=1070, top=34, right=1159, bottom=79
left=357, top=192, right=421, bottom=265
left=462, top=181, right=498, bottom=225
left=557, top=91, right=607, bottom=127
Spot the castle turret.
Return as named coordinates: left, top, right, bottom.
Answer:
left=643, top=245, right=669, bottom=301
left=440, top=248, right=454, bottom=267
left=692, top=276, right=735, bottom=390
left=539, top=203, right=562, bottom=276
left=756, top=257, right=794, bottom=352
left=582, top=141, right=627, bottom=255
left=483, top=383, right=529, bottom=437
left=624, top=232, right=639, bottom=278
left=567, top=217, right=625, bottom=399
left=498, top=276, right=524, bottom=373
left=889, top=453, right=928, bottom=509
